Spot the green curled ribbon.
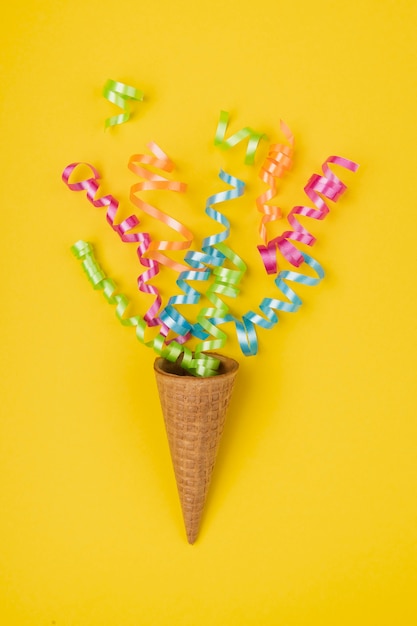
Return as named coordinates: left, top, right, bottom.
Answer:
left=194, top=242, right=246, bottom=356
left=71, top=240, right=221, bottom=377
left=214, top=110, right=268, bottom=165
left=103, top=79, right=144, bottom=128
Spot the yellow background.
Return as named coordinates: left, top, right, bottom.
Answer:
left=1, top=0, right=416, bottom=624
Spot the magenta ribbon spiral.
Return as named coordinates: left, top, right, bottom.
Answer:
left=62, top=162, right=171, bottom=334
left=257, top=156, right=359, bottom=274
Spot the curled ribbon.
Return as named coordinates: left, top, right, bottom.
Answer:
left=158, top=261, right=213, bottom=338
left=103, top=79, right=144, bottom=129
left=128, top=142, right=196, bottom=273
left=127, top=142, right=199, bottom=330
left=256, top=121, right=294, bottom=242
left=212, top=252, right=325, bottom=356
left=197, top=156, right=358, bottom=356
left=159, top=170, right=246, bottom=346
left=214, top=110, right=267, bottom=165
left=71, top=240, right=221, bottom=377
left=62, top=162, right=166, bottom=332
left=62, top=162, right=139, bottom=240
left=194, top=242, right=247, bottom=357
left=193, top=173, right=247, bottom=358
left=67, top=106, right=359, bottom=372
left=258, top=156, right=359, bottom=274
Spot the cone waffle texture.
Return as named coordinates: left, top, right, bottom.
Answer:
left=154, top=354, right=239, bottom=544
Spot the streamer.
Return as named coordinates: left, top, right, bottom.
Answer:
left=194, top=242, right=247, bottom=358
left=192, top=173, right=247, bottom=357
left=71, top=241, right=221, bottom=377
left=214, top=110, right=267, bottom=165
left=103, top=79, right=144, bottom=128
left=62, top=162, right=167, bottom=332
left=258, top=156, right=359, bottom=274
left=62, top=162, right=140, bottom=240
left=256, top=121, right=294, bottom=242
left=211, top=252, right=324, bottom=356
left=200, top=156, right=358, bottom=355
left=128, top=142, right=196, bottom=273
left=160, top=170, right=246, bottom=344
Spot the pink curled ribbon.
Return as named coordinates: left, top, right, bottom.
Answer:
left=62, top=161, right=142, bottom=239
left=258, top=156, right=359, bottom=274
left=256, top=121, right=294, bottom=243
left=62, top=161, right=168, bottom=331
left=209, top=251, right=325, bottom=356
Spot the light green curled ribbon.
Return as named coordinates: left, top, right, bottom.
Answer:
left=71, top=240, right=221, bottom=377
left=194, top=242, right=246, bottom=358
left=103, top=79, right=144, bottom=128
left=214, top=110, right=268, bottom=165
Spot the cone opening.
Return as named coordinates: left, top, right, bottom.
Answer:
left=154, top=353, right=239, bottom=379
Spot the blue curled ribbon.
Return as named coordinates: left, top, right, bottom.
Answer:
left=210, top=252, right=324, bottom=355
left=159, top=170, right=246, bottom=344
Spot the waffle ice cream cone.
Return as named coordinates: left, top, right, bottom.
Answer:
left=154, top=353, right=239, bottom=544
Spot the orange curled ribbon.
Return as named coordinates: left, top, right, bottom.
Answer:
left=256, top=121, right=294, bottom=243
left=128, top=142, right=196, bottom=273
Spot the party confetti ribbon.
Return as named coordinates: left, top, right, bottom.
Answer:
left=126, top=141, right=201, bottom=331
left=214, top=110, right=267, bottom=165
left=128, top=142, right=196, bottom=273
left=256, top=121, right=294, bottom=242
left=71, top=240, right=221, bottom=377
left=160, top=170, right=246, bottom=344
left=62, top=162, right=166, bottom=332
left=194, top=242, right=246, bottom=355
left=63, top=143, right=200, bottom=332
left=103, top=79, right=144, bottom=128
left=211, top=251, right=325, bottom=356
left=258, top=156, right=359, bottom=274
left=199, top=156, right=358, bottom=355
left=193, top=173, right=247, bottom=358
left=62, top=162, right=140, bottom=240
